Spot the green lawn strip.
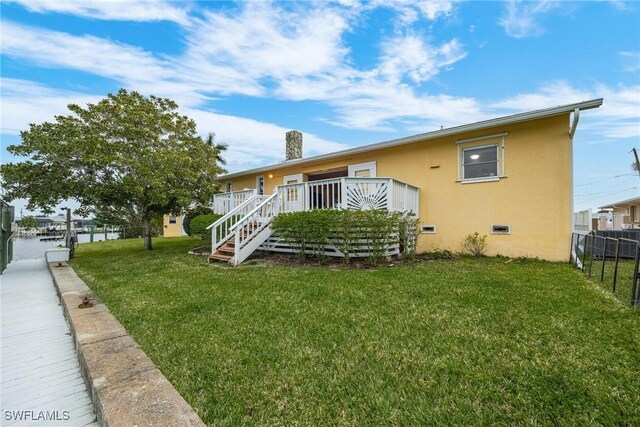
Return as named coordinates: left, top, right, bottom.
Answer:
left=72, top=237, right=640, bottom=426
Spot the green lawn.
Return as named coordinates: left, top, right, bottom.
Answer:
left=72, top=237, right=640, bottom=426
left=586, top=256, right=637, bottom=305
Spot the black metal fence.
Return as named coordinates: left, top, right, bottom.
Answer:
left=570, top=232, right=640, bottom=307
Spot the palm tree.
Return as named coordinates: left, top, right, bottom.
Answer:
left=203, top=132, right=228, bottom=166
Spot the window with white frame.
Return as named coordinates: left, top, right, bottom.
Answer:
left=225, top=182, right=232, bottom=192
left=456, top=133, right=506, bottom=182
left=169, top=215, right=177, bottom=224
left=463, top=145, right=498, bottom=180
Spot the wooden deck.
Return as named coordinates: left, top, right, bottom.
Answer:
left=1, top=259, right=97, bottom=426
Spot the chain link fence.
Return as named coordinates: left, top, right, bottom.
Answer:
left=570, top=232, right=640, bottom=307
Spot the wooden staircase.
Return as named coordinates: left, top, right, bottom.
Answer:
left=208, top=221, right=261, bottom=264
left=208, top=239, right=235, bottom=263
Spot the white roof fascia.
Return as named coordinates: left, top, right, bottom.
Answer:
left=598, top=195, right=640, bottom=210
left=220, top=98, right=603, bottom=180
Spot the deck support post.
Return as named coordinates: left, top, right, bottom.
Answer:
left=340, top=178, right=347, bottom=210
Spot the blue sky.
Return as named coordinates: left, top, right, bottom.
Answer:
left=1, top=0, right=639, bottom=215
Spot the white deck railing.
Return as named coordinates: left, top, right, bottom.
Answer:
left=208, top=194, right=265, bottom=253
left=275, top=177, right=419, bottom=214
left=231, top=192, right=280, bottom=265
left=210, top=177, right=419, bottom=265
left=213, top=189, right=257, bottom=215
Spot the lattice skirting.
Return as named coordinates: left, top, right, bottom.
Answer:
left=258, top=235, right=401, bottom=258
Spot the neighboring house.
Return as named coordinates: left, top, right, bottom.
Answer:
left=73, top=218, right=94, bottom=232
left=211, top=99, right=602, bottom=265
left=163, top=213, right=186, bottom=237
left=33, top=215, right=67, bottom=231
left=598, top=196, right=640, bottom=230
left=34, top=216, right=53, bottom=228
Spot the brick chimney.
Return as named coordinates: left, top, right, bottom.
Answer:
left=285, top=130, right=302, bottom=161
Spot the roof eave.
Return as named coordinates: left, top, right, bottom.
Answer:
left=219, top=98, right=603, bottom=180
left=598, top=195, right=640, bottom=210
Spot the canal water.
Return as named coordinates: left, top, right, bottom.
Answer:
left=12, top=233, right=120, bottom=260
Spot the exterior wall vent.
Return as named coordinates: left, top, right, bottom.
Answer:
left=491, top=224, right=511, bottom=235
left=421, top=224, right=436, bottom=234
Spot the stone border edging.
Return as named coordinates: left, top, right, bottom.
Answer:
left=47, top=261, right=206, bottom=427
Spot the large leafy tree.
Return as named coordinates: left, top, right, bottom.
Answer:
left=1, top=89, right=224, bottom=250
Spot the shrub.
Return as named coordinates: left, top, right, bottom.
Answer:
left=363, top=210, right=398, bottom=265
left=271, top=210, right=328, bottom=261
left=398, top=214, right=420, bottom=257
left=183, top=206, right=214, bottom=236
left=333, top=210, right=358, bottom=264
left=190, top=214, right=222, bottom=242
left=462, top=232, right=488, bottom=257
left=271, top=209, right=415, bottom=265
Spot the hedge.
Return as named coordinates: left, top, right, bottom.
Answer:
left=271, top=209, right=419, bottom=265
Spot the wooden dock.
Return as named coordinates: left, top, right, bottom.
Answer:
left=1, top=259, right=97, bottom=426
left=39, top=236, right=65, bottom=242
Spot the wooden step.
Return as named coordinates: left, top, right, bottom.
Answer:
left=217, top=247, right=234, bottom=256
left=208, top=220, right=264, bottom=265
left=208, top=253, right=232, bottom=263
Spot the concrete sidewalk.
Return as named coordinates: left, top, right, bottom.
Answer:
left=1, top=259, right=97, bottom=426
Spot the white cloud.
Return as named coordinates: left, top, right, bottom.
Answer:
left=490, top=81, right=592, bottom=111
left=370, top=0, right=454, bottom=26
left=378, top=36, right=465, bottom=83
left=0, top=20, right=245, bottom=107
left=499, top=0, right=557, bottom=38
left=6, top=1, right=633, bottom=144
left=491, top=81, right=640, bottom=139
left=1, top=21, right=170, bottom=86
left=608, top=0, right=631, bottom=11
left=0, top=78, right=348, bottom=174
left=184, top=109, right=348, bottom=173
left=619, top=51, right=640, bottom=72
left=0, top=1, right=470, bottom=133
left=274, top=31, right=469, bottom=131
left=0, top=78, right=102, bottom=135
left=6, top=0, right=191, bottom=26
left=183, top=2, right=351, bottom=81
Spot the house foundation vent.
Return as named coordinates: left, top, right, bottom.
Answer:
left=421, top=224, right=437, bottom=234
left=491, top=225, right=511, bottom=235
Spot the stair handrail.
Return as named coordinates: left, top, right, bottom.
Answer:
left=208, top=195, right=258, bottom=253
left=232, top=192, right=279, bottom=260
left=227, top=195, right=273, bottom=234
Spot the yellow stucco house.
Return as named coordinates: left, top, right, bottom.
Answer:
left=163, top=213, right=186, bottom=237
left=209, top=99, right=602, bottom=265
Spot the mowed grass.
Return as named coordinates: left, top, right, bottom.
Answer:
left=587, top=256, right=638, bottom=305
left=72, top=237, right=640, bottom=426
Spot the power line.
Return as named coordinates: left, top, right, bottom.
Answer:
left=574, top=186, right=638, bottom=197
left=575, top=174, right=636, bottom=187
left=575, top=186, right=638, bottom=198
